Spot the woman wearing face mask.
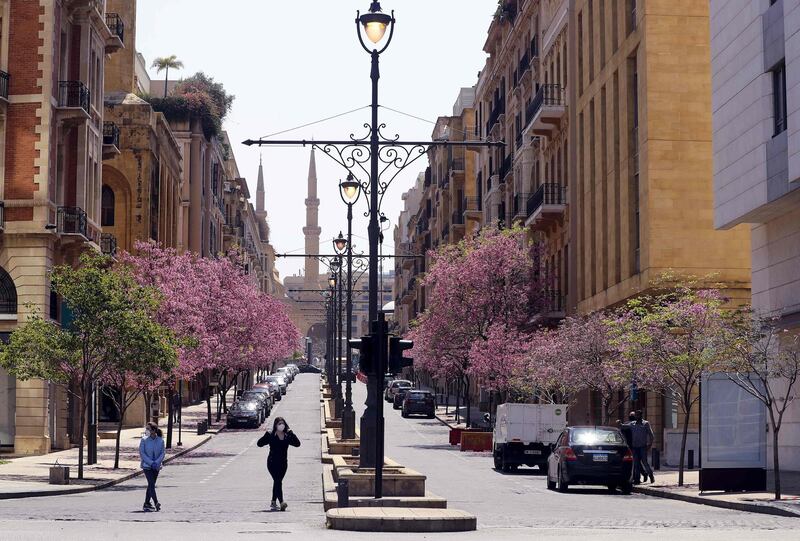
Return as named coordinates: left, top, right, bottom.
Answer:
left=257, top=416, right=300, bottom=511
left=138, top=421, right=165, bottom=512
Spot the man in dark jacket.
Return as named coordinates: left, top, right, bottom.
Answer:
left=626, top=410, right=655, bottom=484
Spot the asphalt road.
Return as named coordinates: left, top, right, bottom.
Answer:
left=0, top=374, right=797, bottom=540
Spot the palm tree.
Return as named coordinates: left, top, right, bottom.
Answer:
left=151, top=55, right=184, bottom=98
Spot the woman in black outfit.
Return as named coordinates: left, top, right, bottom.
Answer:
left=257, top=416, right=300, bottom=511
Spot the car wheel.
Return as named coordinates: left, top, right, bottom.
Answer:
left=427, top=413, right=435, bottom=419
left=620, top=482, right=632, bottom=495
left=501, top=453, right=511, bottom=473
left=393, top=403, right=400, bottom=410
left=557, top=467, right=569, bottom=492
left=401, top=410, right=408, bottom=418
left=546, top=471, right=557, bottom=490
left=493, top=450, right=503, bottom=471
left=607, top=483, right=618, bottom=493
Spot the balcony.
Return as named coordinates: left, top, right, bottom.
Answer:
left=102, top=121, right=120, bottom=159
left=524, top=84, right=566, bottom=137
left=486, top=101, right=506, bottom=136
left=528, top=289, right=566, bottom=325
left=463, top=196, right=482, bottom=220
left=57, top=207, right=88, bottom=238
left=525, top=183, right=567, bottom=230
left=100, top=233, right=117, bottom=257
left=512, top=192, right=530, bottom=221
left=0, top=70, right=8, bottom=102
left=500, top=155, right=512, bottom=183
left=104, top=13, right=125, bottom=52
left=449, top=158, right=465, bottom=174
left=57, top=81, right=91, bottom=122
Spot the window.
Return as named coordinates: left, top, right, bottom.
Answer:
left=101, top=185, right=115, bottom=226
left=773, top=61, right=787, bottom=135
left=0, top=267, right=17, bottom=314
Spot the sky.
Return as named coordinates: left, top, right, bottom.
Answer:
left=136, top=0, right=495, bottom=282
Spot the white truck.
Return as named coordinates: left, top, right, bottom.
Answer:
left=492, top=403, right=568, bottom=472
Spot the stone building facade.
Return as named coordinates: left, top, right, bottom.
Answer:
left=0, top=0, right=124, bottom=454
left=710, top=0, right=800, bottom=470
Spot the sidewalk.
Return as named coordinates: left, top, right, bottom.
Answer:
left=0, top=399, right=224, bottom=499
left=634, top=468, right=800, bottom=518
left=424, top=388, right=488, bottom=430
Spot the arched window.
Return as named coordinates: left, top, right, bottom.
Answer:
left=0, top=267, right=17, bottom=314
left=101, top=185, right=115, bottom=226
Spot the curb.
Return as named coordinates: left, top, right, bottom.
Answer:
left=0, top=431, right=215, bottom=500
left=633, top=485, right=800, bottom=518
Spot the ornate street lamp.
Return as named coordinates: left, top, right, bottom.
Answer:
left=339, top=173, right=362, bottom=439
left=333, top=231, right=347, bottom=254
left=358, top=2, right=393, bottom=44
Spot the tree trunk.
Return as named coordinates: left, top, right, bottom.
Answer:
left=772, top=427, right=781, bottom=500
left=163, top=67, right=169, bottom=98
left=114, top=417, right=124, bottom=470
left=678, top=404, right=691, bottom=487
left=464, top=376, right=472, bottom=428
left=455, top=379, right=461, bottom=424
left=166, top=387, right=174, bottom=449
left=77, top=382, right=89, bottom=479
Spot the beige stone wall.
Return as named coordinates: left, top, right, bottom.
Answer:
left=571, top=0, right=751, bottom=314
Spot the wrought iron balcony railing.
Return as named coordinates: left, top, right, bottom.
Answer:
left=513, top=192, right=530, bottom=218
left=525, top=84, right=564, bottom=126
left=58, top=81, right=90, bottom=113
left=57, top=206, right=88, bottom=237
left=463, top=196, right=482, bottom=213
left=0, top=70, right=9, bottom=100
left=526, top=183, right=567, bottom=217
left=102, top=121, right=120, bottom=148
left=100, top=233, right=117, bottom=256
left=105, top=13, right=125, bottom=42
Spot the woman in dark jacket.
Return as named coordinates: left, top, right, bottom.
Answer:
left=257, top=416, right=300, bottom=511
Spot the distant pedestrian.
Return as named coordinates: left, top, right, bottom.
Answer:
left=139, top=421, right=165, bottom=512
left=171, top=392, right=181, bottom=425
left=626, top=410, right=655, bottom=484
left=257, top=416, right=300, bottom=511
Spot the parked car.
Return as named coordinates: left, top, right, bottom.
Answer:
left=266, top=375, right=288, bottom=395
left=255, top=380, right=281, bottom=402
left=286, top=363, right=299, bottom=376
left=299, top=364, right=321, bottom=374
left=546, top=426, right=634, bottom=494
left=493, top=403, right=567, bottom=472
left=401, top=390, right=436, bottom=418
left=241, top=389, right=272, bottom=417
left=393, top=386, right=413, bottom=410
left=276, top=367, right=293, bottom=383
left=385, top=380, right=412, bottom=402
left=226, top=400, right=262, bottom=429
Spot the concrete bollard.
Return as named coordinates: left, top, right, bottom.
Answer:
left=337, top=478, right=350, bottom=508
left=49, top=465, right=70, bottom=485
left=687, top=449, right=694, bottom=470
left=652, top=448, right=660, bottom=471
left=197, top=420, right=208, bottom=435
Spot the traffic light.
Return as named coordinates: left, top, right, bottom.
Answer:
left=388, top=336, right=413, bottom=375
left=349, top=335, right=374, bottom=375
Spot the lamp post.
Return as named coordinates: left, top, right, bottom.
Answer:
left=338, top=174, right=361, bottom=439
left=328, top=271, right=338, bottom=407
left=333, top=256, right=345, bottom=419
left=242, top=0, right=505, bottom=483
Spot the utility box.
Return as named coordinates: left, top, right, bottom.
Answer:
left=492, top=403, right=567, bottom=471
left=49, top=465, right=70, bottom=485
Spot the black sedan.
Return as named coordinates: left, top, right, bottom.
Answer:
left=226, top=400, right=263, bottom=429
left=241, top=389, right=272, bottom=418
left=546, top=426, right=633, bottom=494
left=401, top=390, right=436, bottom=418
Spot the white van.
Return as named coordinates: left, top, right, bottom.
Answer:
left=493, top=403, right=567, bottom=471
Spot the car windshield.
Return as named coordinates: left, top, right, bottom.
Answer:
left=570, top=428, right=625, bottom=445
left=395, top=381, right=412, bottom=388
left=235, top=401, right=258, bottom=411
left=407, top=392, right=429, bottom=400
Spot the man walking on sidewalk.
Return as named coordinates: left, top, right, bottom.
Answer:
left=628, top=410, right=655, bottom=484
